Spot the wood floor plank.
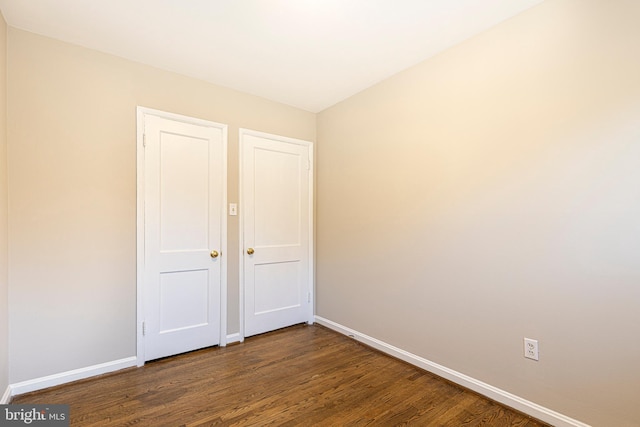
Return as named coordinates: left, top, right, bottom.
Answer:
left=11, top=324, right=550, bottom=426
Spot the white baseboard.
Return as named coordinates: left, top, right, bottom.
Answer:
left=315, top=316, right=590, bottom=427
left=1, top=385, right=10, bottom=404
left=226, top=333, right=241, bottom=345
left=10, top=356, right=137, bottom=397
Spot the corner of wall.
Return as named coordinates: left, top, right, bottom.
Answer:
left=0, top=9, right=10, bottom=403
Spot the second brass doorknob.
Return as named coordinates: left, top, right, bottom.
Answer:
left=247, top=248, right=255, bottom=255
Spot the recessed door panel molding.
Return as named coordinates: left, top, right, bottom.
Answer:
left=159, top=269, right=210, bottom=333
left=254, top=262, right=301, bottom=314
left=254, top=147, right=302, bottom=247
left=240, top=129, right=314, bottom=339
left=159, top=133, right=211, bottom=252
left=137, top=107, right=227, bottom=364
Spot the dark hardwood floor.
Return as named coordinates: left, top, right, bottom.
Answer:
left=12, top=324, right=550, bottom=426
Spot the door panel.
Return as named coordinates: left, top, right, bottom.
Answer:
left=144, top=114, right=226, bottom=361
left=242, top=131, right=313, bottom=337
left=159, top=270, right=209, bottom=332
left=254, top=262, right=301, bottom=313
left=254, top=148, right=301, bottom=246
left=159, top=133, right=210, bottom=251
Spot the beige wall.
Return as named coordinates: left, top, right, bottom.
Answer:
left=5, top=1, right=640, bottom=425
left=0, top=11, right=8, bottom=398
left=7, top=28, right=315, bottom=383
left=316, top=1, right=640, bottom=426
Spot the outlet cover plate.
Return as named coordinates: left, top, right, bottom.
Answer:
left=524, top=338, right=539, bottom=361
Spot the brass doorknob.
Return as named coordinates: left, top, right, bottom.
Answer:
left=210, top=250, right=219, bottom=258
left=247, top=248, right=255, bottom=255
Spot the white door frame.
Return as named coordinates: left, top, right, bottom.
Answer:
left=136, top=106, right=228, bottom=366
left=238, top=128, right=314, bottom=342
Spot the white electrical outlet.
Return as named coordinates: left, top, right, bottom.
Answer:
left=524, top=338, right=539, bottom=361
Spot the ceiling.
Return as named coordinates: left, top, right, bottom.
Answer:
left=0, top=0, right=543, bottom=112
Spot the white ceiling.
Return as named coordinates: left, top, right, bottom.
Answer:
left=0, top=0, right=543, bottom=112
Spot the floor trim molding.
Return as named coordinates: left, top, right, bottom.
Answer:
left=315, top=316, right=590, bottom=427
left=226, top=333, right=241, bottom=345
left=9, top=356, right=137, bottom=397
left=1, top=385, right=10, bottom=404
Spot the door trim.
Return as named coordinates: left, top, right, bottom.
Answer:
left=136, top=106, right=228, bottom=366
left=238, top=128, right=314, bottom=342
